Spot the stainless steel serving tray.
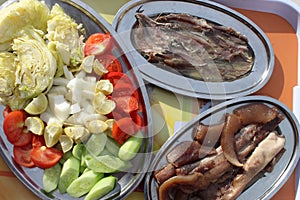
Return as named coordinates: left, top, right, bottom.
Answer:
left=0, top=0, right=153, bottom=199
left=112, top=0, right=274, bottom=100
left=145, top=95, right=300, bottom=200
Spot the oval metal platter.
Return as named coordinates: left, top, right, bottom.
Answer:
left=0, top=0, right=153, bottom=199
left=144, top=95, right=300, bottom=200
left=112, top=0, right=274, bottom=100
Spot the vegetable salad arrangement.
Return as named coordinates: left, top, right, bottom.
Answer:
left=0, top=0, right=145, bottom=199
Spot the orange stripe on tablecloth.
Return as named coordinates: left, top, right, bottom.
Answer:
left=0, top=170, right=15, bottom=177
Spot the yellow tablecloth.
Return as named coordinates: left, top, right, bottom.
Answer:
left=0, top=1, right=297, bottom=200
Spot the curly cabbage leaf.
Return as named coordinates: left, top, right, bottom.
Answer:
left=0, top=0, right=49, bottom=47
left=5, top=26, right=58, bottom=110
left=46, top=4, right=85, bottom=74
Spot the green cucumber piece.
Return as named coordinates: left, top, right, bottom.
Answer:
left=85, top=133, right=107, bottom=156
left=58, top=155, right=80, bottom=193
left=86, top=155, right=132, bottom=173
left=72, top=143, right=85, bottom=160
left=105, top=137, right=120, bottom=156
left=85, top=176, right=117, bottom=200
left=59, top=150, right=72, bottom=165
left=81, top=147, right=93, bottom=168
left=43, top=163, right=61, bottom=193
left=99, top=147, right=114, bottom=156
left=66, top=170, right=104, bottom=198
left=118, top=131, right=143, bottom=161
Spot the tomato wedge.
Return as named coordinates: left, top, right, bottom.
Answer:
left=112, top=82, right=139, bottom=101
left=3, top=106, right=11, bottom=118
left=103, top=71, right=132, bottom=86
left=30, top=146, right=63, bottom=169
left=84, top=33, right=113, bottom=56
left=112, top=117, right=139, bottom=145
left=13, top=144, right=35, bottom=168
left=3, top=110, right=27, bottom=144
left=130, top=111, right=144, bottom=129
left=113, top=95, right=139, bottom=114
left=32, top=135, right=46, bottom=147
left=13, top=130, right=33, bottom=147
left=96, top=54, right=123, bottom=73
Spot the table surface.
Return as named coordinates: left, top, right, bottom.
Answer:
left=0, top=0, right=299, bottom=200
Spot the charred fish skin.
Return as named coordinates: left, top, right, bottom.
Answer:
left=132, top=13, right=254, bottom=82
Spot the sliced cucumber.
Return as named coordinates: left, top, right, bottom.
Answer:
left=86, top=155, right=132, bottom=173
left=85, top=176, right=117, bottom=200
left=59, top=150, right=72, bottom=165
left=99, top=147, right=114, bottom=156
left=66, top=170, right=104, bottom=198
left=85, top=133, right=107, bottom=156
left=81, top=147, right=93, bottom=168
left=43, top=163, right=62, bottom=193
left=105, top=136, right=120, bottom=156
left=72, top=143, right=85, bottom=160
left=58, top=155, right=80, bottom=193
left=118, top=131, right=143, bottom=161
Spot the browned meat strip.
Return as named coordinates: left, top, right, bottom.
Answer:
left=154, top=164, right=176, bottom=185
left=192, top=122, right=224, bottom=145
left=233, top=103, right=279, bottom=125
left=220, top=113, right=243, bottom=167
left=166, top=141, right=216, bottom=167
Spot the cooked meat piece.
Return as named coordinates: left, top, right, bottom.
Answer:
left=167, top=141, right=216, bottom=167
left=176, top=114, right=282, bottom=177
left=192, top=122, right=224, bottom=145
left=154, top=164, right=176, bottom=185
left=158, top=173, right=210, bottom=200
left=221, top=132, right=285, bottom=199
left=221, top=113, right=243, bottom=167
left=233, top=103, right=279, bottom=125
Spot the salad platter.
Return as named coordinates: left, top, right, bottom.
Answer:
left=0, top=0, right=153, bottom=199
left=112, top=0, right=274, bottom=100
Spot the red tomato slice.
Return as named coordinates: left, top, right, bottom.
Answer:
left=96, top=54, right=123, bottom=73
left=30, top=146, right=63, bottom=169
left=113, top=95, right=139, bottom=113
left=3, top=110, right=27, bottom=144
left=3, top=106, right=11, bottom=118
left=105, top=109, right=124, bottom=120
left=103, top=72, right=132, bottom=86
left=13, top=144, right=35, bottom=168
left=112, top=117, right=140, bottom=144
left=13, top=130, right=33, bottom=147
left=112, top=82, right=139, bottom=102
left=84, top=33, right=113, bottom=56
left=32, top=135, right=46, bottom=147
left=130, top=111, right=144, bottom=129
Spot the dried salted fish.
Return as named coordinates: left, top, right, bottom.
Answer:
left=132, top=13, right=254, bottom=82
